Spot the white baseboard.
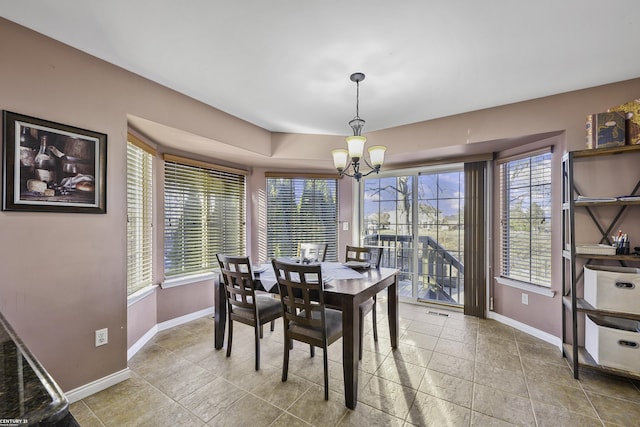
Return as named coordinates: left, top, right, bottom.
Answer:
left=157, top=306, right=214, bottom=331
left=127, top=306, right=215, bottom=361
left=65, top=368, right=131, bottom=403
left=66, top=306, right=216, bottom=403
left=487, top=311, right=562, bottom=350
left=127, top=324, right=159, bottom=361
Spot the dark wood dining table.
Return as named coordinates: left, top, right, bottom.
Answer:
left=214, top=264, right=399, bottom=409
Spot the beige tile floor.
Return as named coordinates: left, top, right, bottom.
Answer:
left=70, top=301, right=640, bottom=426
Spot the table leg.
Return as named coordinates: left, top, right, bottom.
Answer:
left=388, top=275, right=399, bottom=348
left=342, top=296, right=359, bottom=409
left=214, top=273, right=226, bottom=349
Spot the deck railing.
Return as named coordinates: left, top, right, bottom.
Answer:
left=363, top=234, right=464, bottom=303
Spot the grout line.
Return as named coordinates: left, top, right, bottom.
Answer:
left=516, top=337, right=540, bottom=427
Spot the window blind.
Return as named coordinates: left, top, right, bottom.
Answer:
left=266, top=177, right=338, bottom=261
left=499, top=151, right=552, bottom=286
left=164, top=159, right=246, bottom=278
left=127, top=142, right=154, bottom=295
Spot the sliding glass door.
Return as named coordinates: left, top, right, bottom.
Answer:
left=361, top=164, right=465, bottom=306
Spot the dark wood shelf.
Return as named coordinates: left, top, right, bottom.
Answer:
left=569, top=144, right=640, bottom=159
left=577, top=254, right=640, bottom=261
left=574, top=199, right=640, bottom=207
left=562, top=144, right=640, bottom=382
left=562, top=250, right=640, bottom=261
left=562, top=343, right=640, bottom=380
left=562, top=296, right=640, bottom=321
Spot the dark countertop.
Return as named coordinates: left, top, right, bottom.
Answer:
left=0, top=312, right=74, bottom=426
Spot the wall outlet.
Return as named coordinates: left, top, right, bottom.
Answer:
left=95, top=328, right=108, bottom=347
left=342, top=221, right=349, bottom=231
left=521, top=293, right=528, bottom=305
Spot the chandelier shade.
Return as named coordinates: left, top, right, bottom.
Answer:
left=331, top=72, right=386, bottom=181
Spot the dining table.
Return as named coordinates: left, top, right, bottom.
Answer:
left=214, top=261, right=399, bottom=409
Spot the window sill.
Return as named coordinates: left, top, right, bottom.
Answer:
left=161, top=271, right=217, bottom=289
left=127, top=284, right=158, bottom=307
left=494, top=277, right=556, bottom=298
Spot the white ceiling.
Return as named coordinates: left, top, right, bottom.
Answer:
left=2, top=1, right=640, bottom=139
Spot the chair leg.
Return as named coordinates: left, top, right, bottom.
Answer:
left=323, top=347, right=329, bottom=401
left=282, top=338, right=290, bottom=382
left=372, top=294, right=378, bottom=342
left=226, top=319, right=233, bottom=358
left=270, top=320, right=275, bottom=331
left=310, top=345, right=315, bottom=358
left=254, top=325, right=261, bottom=371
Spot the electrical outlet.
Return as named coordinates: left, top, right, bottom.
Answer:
left=342, top=222, right=349, bottom=231
left=521, top=293, right=528, bottom=305
left=95, top=328, right=108, bottom=347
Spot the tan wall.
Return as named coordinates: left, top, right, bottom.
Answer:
left=126, top=292, right=157, bottom=348
left=2, top=17, right=640, bottom=391
left=0, top=18, right=268, bottom=391
left=156, top=281, right=214, bottom=323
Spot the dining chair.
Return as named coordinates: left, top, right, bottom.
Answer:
left=271, top=259, right=342, bottom=400
left=298, top=242, right=328, bottom=262
left=345, top=245, right=384, bottom=359
left=216, top=254, right=282, bottom=371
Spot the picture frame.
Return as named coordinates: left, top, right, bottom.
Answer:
left=2, top=111, right=107, bottom=213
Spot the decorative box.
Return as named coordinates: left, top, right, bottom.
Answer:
left=575, top=244, right=616, bottom=256
left=584, top=265, right=640, bottom=315
left=586, top=112, right=626, bottom=149
left=585, top=315, right=640, bottom=372
left=608, top=98, right=640, bottom=145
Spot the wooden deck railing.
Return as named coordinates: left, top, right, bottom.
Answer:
left=363, top=234, right=464, bottom=303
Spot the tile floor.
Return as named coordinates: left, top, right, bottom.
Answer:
left=70, top=301, right=640, bottom=426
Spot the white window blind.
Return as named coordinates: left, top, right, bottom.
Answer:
left=266, top=177, right=338, bottom=261
left=127, top=141, right=154, bottom=295
left=499, top=151, right=552, bottom=286
left=164, top=158, right=246, bottom=278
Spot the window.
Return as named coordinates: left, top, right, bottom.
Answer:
left=126, top=137, right=154, bottom=295
left=499, top=150, right=552, bottom=286
left=164, top=155, right=246, bottom=278
left=266, top=176, right=338, bottom=261
left=362, top=165, right=466, bottom=305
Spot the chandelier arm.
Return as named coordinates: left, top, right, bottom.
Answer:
left=360, top=168, right=381, bottom=179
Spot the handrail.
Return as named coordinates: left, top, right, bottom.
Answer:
left=363, top=233, right=464, bottom=302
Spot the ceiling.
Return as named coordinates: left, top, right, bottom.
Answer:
left=2, top=1, right=640, bottom=153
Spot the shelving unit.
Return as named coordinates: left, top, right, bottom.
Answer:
left=562, top=144, right=640, bottom=380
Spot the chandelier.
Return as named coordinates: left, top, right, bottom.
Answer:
left=331, top=72, right=386, bottom=181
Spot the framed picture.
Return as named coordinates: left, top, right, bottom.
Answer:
left=2, top=111, right=107, bottom=213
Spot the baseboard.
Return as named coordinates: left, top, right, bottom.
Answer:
left=157, top=306, right=214, bottom=331
left=487, top=311, right=562, bottom=350
left=127, top=306, right=215, bottom=361
left=127, top=324, right=159, bottom=361
left=65, top=368, right=131, bottom=403
left=67, top=307, right=216, bottom=403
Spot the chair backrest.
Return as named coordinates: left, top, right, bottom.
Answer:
left=216, top=254, right=257, bottom=313
left=298, top=243, right=328, bottom=262
left=345, top=245, right=383, bottom=268
left=271, top=259, right=326, bottom=331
